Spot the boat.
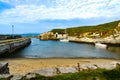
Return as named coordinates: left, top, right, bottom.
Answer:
left=60, top=38, right=69, bottom=42
left=95, top=42, right=107, bottom=48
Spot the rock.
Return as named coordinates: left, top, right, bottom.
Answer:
left=0, top=62, right=9, bottom=74
left=115, top=63, right=120, bottom=70
left=59, top=67, right=78, bottom=74
left=0, top=74, right=12, bottom=79
left=32, top=68, right=56, bottom=76
left=10, top=75, right=25, bottom=80
left=39, top=32, right=56, bottom=40
left=25, top=73, right=36, bottom=79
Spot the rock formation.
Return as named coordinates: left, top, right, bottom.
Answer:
left=0, top=62, right=9, bottom=74
left=39, top=32, right=56, bottom=40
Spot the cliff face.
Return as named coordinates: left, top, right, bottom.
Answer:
left=102, top=22, right=120, bottom=43
left=39, top=32, right=56, bottom=40
left=79, top=22, right=120, bottom=39
left=39, top=21, right=120, bottom=44
left=68, top=22, right=120, bottom=44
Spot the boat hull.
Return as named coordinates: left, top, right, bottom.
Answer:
left=95, top=43, right=107, bottom=48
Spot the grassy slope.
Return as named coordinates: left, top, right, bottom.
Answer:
left=51, top=20, right=120, bottom=37
left=66, top=20, right=120, bottom=37
left=51, top=29, right=65, bottom=34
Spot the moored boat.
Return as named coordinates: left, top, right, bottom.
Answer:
left=95, top=42, right=107, bottom=48
left=60, top=38, right=69, bottom=42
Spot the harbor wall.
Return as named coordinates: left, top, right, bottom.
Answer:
left=0, top=38, right=31, bottom=56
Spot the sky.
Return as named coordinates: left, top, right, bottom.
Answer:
left=0, top=0, right=120, bottom=34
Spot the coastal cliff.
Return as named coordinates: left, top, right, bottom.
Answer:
left=39, top=32, right=56, bottom=40
left=39, top=30, right=67, bottom=40
left=68, top=21, right=120, bottom=45
left=39, top=20, right=120, bottom=45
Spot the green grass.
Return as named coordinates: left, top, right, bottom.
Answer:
left=50, top=20, right=120, bottom=38
left=51, top=29, right=65, bottom=34
left=66, top=20, right=120, bottom=37
left=29, top=69, right=120, bottom=80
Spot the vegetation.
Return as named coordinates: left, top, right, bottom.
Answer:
left=51, top=29, right=65, bottom=34
left=29, top=69, right=120, bottom=80
left=50, top=20, right=120, bottom=38
left=66, top=20, right=120, bottom=37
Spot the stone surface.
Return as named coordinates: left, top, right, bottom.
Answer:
left=0, top=62, right=120, bottom=79
left=25, top=73, right=36, bottom=79
left=32, top=68, right=56, bottom=76
left=10, top=75, right=25, bottom=80
left=59, top=67, right=78, bottom=73
left=0, top=62, right=9, bottom=74
left=0, top=74, right=12, bottom=79
left=39, top=32, right=55, bottom=40
left=0, top=38, right=31, bottom=56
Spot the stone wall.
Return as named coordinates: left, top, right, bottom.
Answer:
left=0, top=38, right=31, bottom=56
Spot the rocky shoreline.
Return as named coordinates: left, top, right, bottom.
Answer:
left=39, top=32, right=120, bottom=46
left=68, top=36, right=120, bottom=46
left=39, top=22, right=120, bottom=46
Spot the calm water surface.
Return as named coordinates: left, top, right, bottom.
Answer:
left=9, top=38, right=120, bottom=58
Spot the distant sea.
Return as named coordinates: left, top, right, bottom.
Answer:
left=20, top=33, right=40, bottom=37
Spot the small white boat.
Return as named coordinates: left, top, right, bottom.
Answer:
left=95, top=42, right=107, bottom=48
left=60, top=38, right=69, bottom=42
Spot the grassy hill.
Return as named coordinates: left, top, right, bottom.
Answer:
left=51, top=20, right=120, bottom=38
left=66, top=20, right=120, bottom=37
left=51, top=29, right=65, bottom=34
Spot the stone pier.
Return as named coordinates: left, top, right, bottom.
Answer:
left=0, top=38, right=31, bottom=56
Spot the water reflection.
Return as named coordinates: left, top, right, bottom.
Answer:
left=107, top=46, right=120, bottom=55
left=6, top=38, right=120, bottom=58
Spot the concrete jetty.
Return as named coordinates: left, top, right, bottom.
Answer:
left=0, top=38, right=31, bottom=56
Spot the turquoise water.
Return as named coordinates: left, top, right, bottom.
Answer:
left=9, top=38, right=120, bottom=58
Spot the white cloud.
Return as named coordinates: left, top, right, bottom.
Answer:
left=0, top=0, right=120, bottom=23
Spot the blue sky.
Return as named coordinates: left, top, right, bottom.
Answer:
left=0, top=0, right=120, bottom=34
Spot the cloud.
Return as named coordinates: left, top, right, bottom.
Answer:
left=0, top=1, right=13, bottom=12
left=0, top=0, right=120, bottom=24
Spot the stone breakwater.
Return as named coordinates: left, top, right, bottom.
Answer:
left=0, top=61, right=120, bottom=79
left=0, top=38, right=31, bottom=56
